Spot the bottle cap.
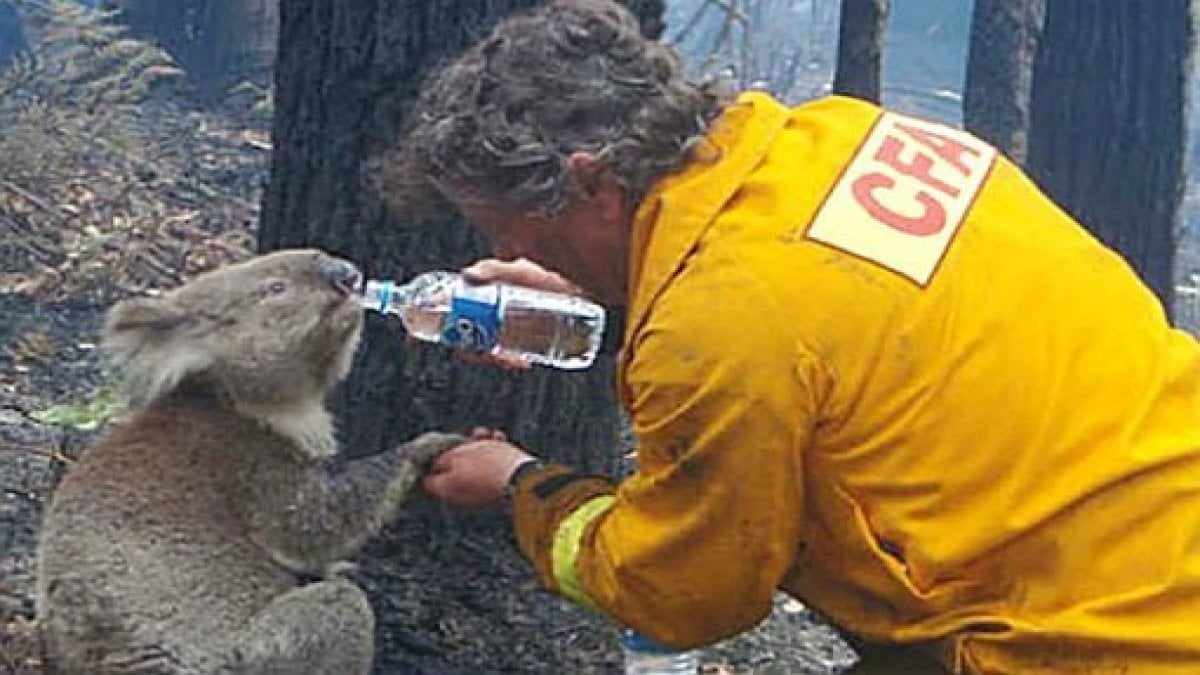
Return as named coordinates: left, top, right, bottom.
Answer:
left=620, top=629, right=678, bottom=654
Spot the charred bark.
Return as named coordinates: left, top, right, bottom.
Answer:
left=1026, top=0, right=1193, bottom=311
left=832, top=0, right=889, bottom=103
left=963, top=0, right=1045, bottom=163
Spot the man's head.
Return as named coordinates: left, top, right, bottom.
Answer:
left=381, top=0, right=725, bottom=302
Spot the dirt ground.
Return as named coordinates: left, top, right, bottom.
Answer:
left=0, top=291, right=858, bottom=674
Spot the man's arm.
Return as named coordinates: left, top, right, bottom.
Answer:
left=511, top=269, right=823, bottom=649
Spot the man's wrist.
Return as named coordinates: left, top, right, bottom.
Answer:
left=502, top=457, right=546, bottom=507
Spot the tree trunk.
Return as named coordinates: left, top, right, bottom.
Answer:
left=963, top=0, right=1045, bottom=163
left=259, top=2, right=662, bottom=670
left=1026, top=1, right=1193, bottom=313
left=0, top=1, right=24, bottom=70
left=832, top=0, right=889, bottom=102
left=116, top=0, right=277, bottom=98
left=620, top=0, right=666, bottom=39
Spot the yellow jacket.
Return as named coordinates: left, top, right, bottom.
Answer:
left=511, top=92, right=1200, bottom=673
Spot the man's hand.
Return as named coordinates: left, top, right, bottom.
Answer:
left=422, top=435, right=537, bottom=510
left=462, top=257, right=583, bottom=296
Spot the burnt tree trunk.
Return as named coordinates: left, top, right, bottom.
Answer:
left=259, top=2, right=663, bottom=671
left=832, top=0, right=889, bottom=102
left=1026, top=1, right=1193, bottom=313
left=0, top=1, right=24, bottom=70
left=963, top=0, right=1045, bottom=163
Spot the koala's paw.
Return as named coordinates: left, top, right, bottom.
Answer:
left=396, top=432, right=466, bottom=469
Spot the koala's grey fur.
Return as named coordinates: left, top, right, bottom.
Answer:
left=36, top=249, right=464, bottom=674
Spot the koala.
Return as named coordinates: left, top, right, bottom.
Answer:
left=36, top=249, right=464, bottom=674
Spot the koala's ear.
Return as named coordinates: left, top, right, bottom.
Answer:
left=105, top=296, right=189, bottom=334
left=103, top=296, right=207, bottom=407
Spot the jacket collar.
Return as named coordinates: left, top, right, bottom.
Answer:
left=623, top=91, right=791, bottom=348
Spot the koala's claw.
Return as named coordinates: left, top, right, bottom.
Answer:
left=398, top=432, right=467, bottom=468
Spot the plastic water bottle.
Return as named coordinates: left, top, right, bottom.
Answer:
left=621, top=629, right=699, bottom=674
left=359, top=271, right=605, bottom=370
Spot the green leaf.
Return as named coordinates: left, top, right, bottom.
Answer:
left=32, top=388, right=127, bottom=431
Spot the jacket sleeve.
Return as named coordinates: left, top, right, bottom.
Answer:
left=511, top=264, right=822, bottom=649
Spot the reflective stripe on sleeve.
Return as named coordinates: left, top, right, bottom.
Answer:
left=551, top=494, right=616, bottom=612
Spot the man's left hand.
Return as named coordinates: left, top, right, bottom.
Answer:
left=423, top=438, right=535, bottom=509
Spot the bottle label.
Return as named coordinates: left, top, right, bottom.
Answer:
left=442, top=284, right=502, bottom=352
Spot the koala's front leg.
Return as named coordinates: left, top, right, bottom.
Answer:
left=247, top=432, right=465, bottom=573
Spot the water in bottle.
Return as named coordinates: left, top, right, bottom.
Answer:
left=359, top=271, right=605, bottom=370
left=620, top=630, right=699, bottom=674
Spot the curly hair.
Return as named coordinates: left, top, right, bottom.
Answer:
left=381, top=0, right=726, bottom=218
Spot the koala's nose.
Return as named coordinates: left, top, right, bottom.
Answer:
left=314, top=253, right=362, bottom=294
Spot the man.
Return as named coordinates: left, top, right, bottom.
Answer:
left=388, top=1, right=1200, bottom=672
